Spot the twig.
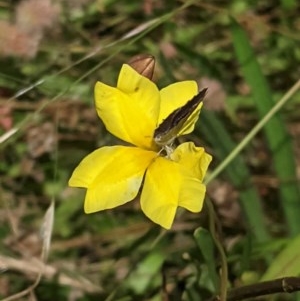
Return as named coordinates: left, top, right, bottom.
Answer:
left=0, top=254, right=102, bottom=294
left=209, top=277, right=300, bottom=301
left=1, top=273, right=42, bottom=301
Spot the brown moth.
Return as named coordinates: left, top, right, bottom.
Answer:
left=154, top=88, right=207, bottom=146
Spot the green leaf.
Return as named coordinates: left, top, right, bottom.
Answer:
left=261, top=234, right=300, bottom=280
left=194, top=227, right=219, bottom=291
left=125, top=251, right=165, bottom=294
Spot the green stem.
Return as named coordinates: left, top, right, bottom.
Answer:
left=204, top=77, right=300, bottom=184
left=206, top=198, right=228, bottom=301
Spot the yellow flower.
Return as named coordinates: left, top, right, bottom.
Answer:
left=69, top=64, right=212, bottom=229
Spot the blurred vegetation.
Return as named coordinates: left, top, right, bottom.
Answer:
left=1, top=0, right=300, bottom=300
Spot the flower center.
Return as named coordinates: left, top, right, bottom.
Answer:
left=157, top=144, right=175, bottom=159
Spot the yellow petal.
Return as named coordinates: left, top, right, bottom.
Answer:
left=94, top=64, right=160, bottom=150
left=178, top=176, right=206, bottom=213
left=158, top=81, right=203, bottom=137
left=140, top=156, right=207, bottom=229
left=170, top=142, right=212, bottom=180
left=140, top=157, right=179, bottom=229
left=69, top=146, right=156, bottom=213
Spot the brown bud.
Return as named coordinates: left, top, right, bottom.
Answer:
left=127, top=54, right=155, bottom=80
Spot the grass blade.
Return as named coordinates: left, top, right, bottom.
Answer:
left=230, top=17, right=300, bottom=236
left=198, top=111, right=270, bottom=243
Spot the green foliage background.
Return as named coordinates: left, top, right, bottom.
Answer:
left=1, top=0, right=300, bottom=300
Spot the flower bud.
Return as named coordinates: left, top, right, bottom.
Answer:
left=127, top=54, right=155, bottom=80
